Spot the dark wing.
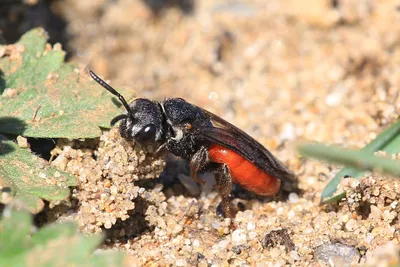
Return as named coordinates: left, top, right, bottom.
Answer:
left=196, top=107, right=297, bottom=190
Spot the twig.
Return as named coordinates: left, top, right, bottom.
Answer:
left=31, top=105, right=41, bottom=122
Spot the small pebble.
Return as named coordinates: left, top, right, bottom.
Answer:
left=288, top=193, right=299, bottom=203
left=17, top=136, right=29, bottom=148
left=276, top=207, right=284, bottom=215
left=288, top=210, right=295, bottom=219
left=232, top=245, right=242, bottom=254
left=176, top=259, right=186, bottom=266
left=232, top=229, right=247, bottom=245
left=280, top=123, right=296, bottom=141
left=232, top=244, right=250, bottom=255
left=248, top=231, right=258, bottom=240
left=172, top=225, right=183, bottom=235
left=208, top=91, right=218, bottom=101
left=193, top=239, right=200, bottom=247
left=110, top=185, right=118, bottom=195
left=270, top=247, right=282, bottom=258
left=314, top=243, right=360, bottom=265
left=197, top=252, right=205, bottom=261
left=345, top=219, right=358, bottom=231
left=366, top=233, right=375, bottom=244
left=289, top=251, right=300, bottom=260
left=104, top=180, right=111, bottom=188
left=247, top=222, right=256, bottom=231
left=325, top=91, right=342, bottom=107
left=104, top=221, right=112, bottom=229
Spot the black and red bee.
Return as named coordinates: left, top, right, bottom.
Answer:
left=90, top=71, right=296, bottom=218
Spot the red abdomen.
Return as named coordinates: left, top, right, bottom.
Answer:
left=208, top=144, right=281, bottom=196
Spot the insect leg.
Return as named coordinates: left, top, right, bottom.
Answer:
left=204, top=163, right=234, bottom=218
left=189, top=146, right=209, bottom=184
left=215, top=164, right=235, bottom=218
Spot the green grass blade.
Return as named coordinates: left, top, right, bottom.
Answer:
left=298, top=143, right=400, bottom=176
left=319, top=119, right=400, bottom=204
left=298, top=142, right=400, bottom=203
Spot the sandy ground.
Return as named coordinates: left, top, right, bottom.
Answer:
left=5, top=0, right=400, bottom=266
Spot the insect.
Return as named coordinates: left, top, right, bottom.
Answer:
left=90, top=70, right=296, bottom=218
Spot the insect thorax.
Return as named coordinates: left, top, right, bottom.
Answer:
left=165, top=134, right=199, bottom=160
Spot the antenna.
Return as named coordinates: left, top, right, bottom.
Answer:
left=110, top=114, right=129, bottom=126
left=89, top=70, right=133, bottom=118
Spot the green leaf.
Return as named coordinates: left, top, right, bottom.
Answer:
left=0, top=208, right=127, bottom=267
left=0, top=139, right=77, bottom=213
left=4, top=29, right=64, bottom=90
left=0, top=209, right=32, bottom=257
left=26, top=235, right=104, bottom=267
left=0, top=28, right=134, bottom=138
left=31, top=222, right=78, bottom=246
left=86, top=251, right=126, bottom=267
left=317, top=119, right=400, bottom=204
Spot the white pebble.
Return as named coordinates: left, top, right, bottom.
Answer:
left=288, top=192, right=299, bottom=203
left=247, top=222, right=255, bottom=231
left=223, top=218, right=232, bottom=227
left=307, top=177, right=315, bottom=185
left=270, top=247, right=281, bottom=258
left=173, top=225, right=183, bottom=234
left=276, top=207, right=284, bottom=215
left=217, top=239, right=230, bottom=249
left=289, top=251, right=300, bottom=260
left=325, top=91, right=342, bottom=107
left=104, top=161, right=112, bottom=170
left=366, top=233, right=374, bottom=244
left=104, top=221, right=112, bottom=229
left=288, top=210, right=295, bottom=219
left=345, top=219, right=358, bottom=231
left=341, top=214, right=349, bottom=223
left=208, top=92, right=218, bottom=101
left=211, top=221, right=221, bottom=229
left=193, top=239, right=200, bottom=247
left=110, top=186, right=118, bottom=195
left=158, top=230, right=166, bottom=236
left=232, top=229, right=247, bottom=245
left=388, top=226, right=396, bottom=235
left=248, top=231, right=258, bottom=240
left=304, top=228, right=313, bottom=234
left=280, top=123, right=296, bottom=141
left=172, top=238, right=180, bottom=245
left=176, top=259, right=186, bottom=266
left=39, top=172, right=47, bottom=178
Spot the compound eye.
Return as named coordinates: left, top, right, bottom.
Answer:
left=135, top=124, right=157, bottom=144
